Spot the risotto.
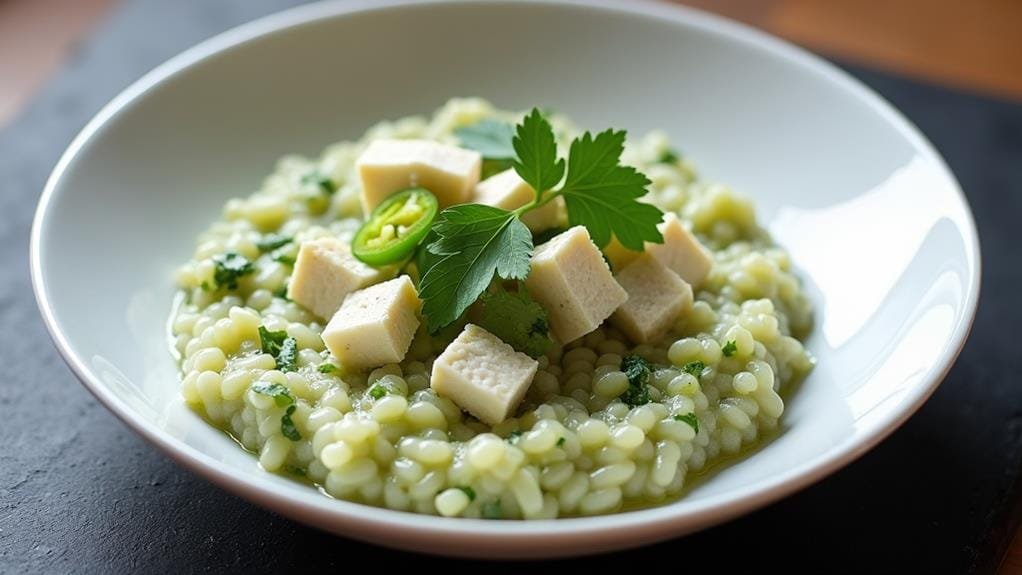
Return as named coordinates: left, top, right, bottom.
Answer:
left=170, top=99, right=813, bottom=519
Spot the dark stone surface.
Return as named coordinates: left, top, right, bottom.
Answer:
left=1, top=1, right=1020, bottom=573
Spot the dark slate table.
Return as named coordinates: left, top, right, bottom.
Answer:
left=2, top=1, right=1020, bottom=573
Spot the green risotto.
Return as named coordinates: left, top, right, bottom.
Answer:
left=170, top=99, right=813, bottom=519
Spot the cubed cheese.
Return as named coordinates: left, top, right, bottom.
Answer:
left=611, top=254, right=693, bottom=343
left=287, top=238, right=392, bottom=321
left=473, top=168, right=562, bottom=232
left=605, top=213, right=714, bottom=286
left=321, top=276, right=421, bottom=370
left=356, top=139, right=481, bottom=214
left=525, top=226, right=628, bottom=343
left=430, top=324, right=538, bottom=425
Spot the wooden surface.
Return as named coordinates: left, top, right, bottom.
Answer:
left=0, top=0, right=1019, bottom=572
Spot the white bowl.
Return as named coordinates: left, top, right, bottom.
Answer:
left=30, top=0, right=980, bottom=558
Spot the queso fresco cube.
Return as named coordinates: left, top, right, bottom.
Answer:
left=287, top=237, right=392, bottom=321
left=611, top=253, right=693, bottom=343
left=604, top=213, right=714, bottom=287
left=356, top=139, right=481, bottom=214
left=525, top=226, right=628, bottom=343
left=473, top=168, right=562, bottom=232
left=430, top=324, right=539, bottom=425
left=321, top=276, right=421, bottom=371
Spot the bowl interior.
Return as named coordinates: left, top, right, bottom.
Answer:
left=33, top=0, right=978, bottom=556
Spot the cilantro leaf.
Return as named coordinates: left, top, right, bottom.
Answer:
left=256, top=233, right=292, bottom=252
left=657, top=148, right=681, bottom=164
left=477, top=285, right=552, bottom=358
left=455, top=119, right=516, bottom=160
left=674, top=413, right=699, bottom=433
left=722, top=340, right=737, bottom=357
left=620, top=355, right=652, bottom=406
left=420, top=205, right=533, bottom=333
left=559, top=129, right=664, bottom=250
left=317, top=363, right=338, bottom=374
left=259, top=326, right=298, bottom=372
left=457, top=486, right=477, bottom=502
left=281, top=405, right=301, bottom=441
left=511, top=108, right=564, bottom=196
left=212, top=252, right=255, bottom=290
left=251, top=382, right=295, bottom=407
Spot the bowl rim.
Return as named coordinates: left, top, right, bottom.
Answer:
left=30, top=0, right=981, bottom=546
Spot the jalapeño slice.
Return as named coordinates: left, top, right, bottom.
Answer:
left=352, top=188, right=439, bottom=266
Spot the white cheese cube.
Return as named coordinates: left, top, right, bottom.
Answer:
left=287, top=238, right=392, bottom=321
left=356, top=139, right=481, bottom=214
left=430, top=324, right=538, bottom=425
left=605, top=213, right=714, bottom=287
left=525, top=226, right=628, bottom=343
left=611, top=254, right=693, bottom=344
left=321, top=276, right=421, bottom=371
left=473, top=168, right=562, bottom=232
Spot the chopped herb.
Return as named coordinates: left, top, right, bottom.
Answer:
left=457, top=486, right=477, bottom=502
left=259, top=326, right=288, bottom=356
left=481, top=500, right=502, bottom=519
left=317, top=363, right=338, bottom=374
left=454, top=119, right=516, bottom=160
left=211, top=251, right=254, bottom=290
left=682, top=361, right=707, bottom=377
left=272, top=250, right=296, bottom=266
left=281, top=405, right=301, bottom=441
left=251, top=382, right=294, bottom=407
left=506, top=430, right=523, bottom=443
left=301, top=171, right=336, bottom=195
left=259, top=326, right=298, bottom=372
left=722, top=340, right=737, bottom=357
left=368, top=384, right=387, bottom=400
left=283, top=464, right=307, bottom=477
left=419, top=204, right=533, bottom=333
left=674, top=413, right=699, bottom=433
left=656, top=148, right=681, bottom=164
left=477, top=285, right=553, bottom=358
left=256, top=233, right=292, bottom=252
left=199, top=281, right=212, bottom=292
left=619, top=355, right=652, bottom=406
left=556, top=437, right=566, bottom=447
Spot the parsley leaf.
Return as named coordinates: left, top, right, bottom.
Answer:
left=281, top=405, right=301, bottom=441
left=212, top=252, right=254, bottom=290
left=457, top=486, right=477, bottom=502
left=722, top=340, right=737, bottom=357
left=620, top=355, right=652, bottom=406
left=477, top=285, right=553, bottom=358
left=251, top=382, right=295, bottom=407
left=420, top=205, right=533, bottom=333
left=317, top=363, right=338, bottom=374
left=560, top=129, right=663, bottom=249
left=259, top=326, right=298, bottom=372
left=511, top=108, right=565, bottom=197
left=455, top=119, right=516, bottom=160
left=674, top=413, right=699, bottom=433
left=367, top=383, right=389, bottom=400
left=257, top=233, right=292, bottom=252
left=682, top=361, right=706, bottom=377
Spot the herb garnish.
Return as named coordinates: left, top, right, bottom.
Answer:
left=620, top=355, right=652, bottom=407
left=419, top=109, right=664, bottom=332
left=482, top=500, right=502, bottom=519
left=317, top=363, right=338, bottom=374
left=457, top=486, right=477, bottom=502
left=657, top=148, right=681, bottom=164
left=556, top=437, right=566, bottom=447
left=455, top=119, right=516, bottom=160
left=211, top=252, right=254, bottom=290
left=259, top=326, right=298, bottom=372
left=256, top=233, right=292, bottom=252
left=674, top=413, right=699, bottom=434
left=477, top=285, right=552, bottom=358
left=251, top=382, right=302, bottom=441
left=301, top=171, right=336, bottom=195
left=722, top=340, right=737, bottom=357
left=682, top=361, right=706, bottom=377
left=281, top=405, right=301, bottom=441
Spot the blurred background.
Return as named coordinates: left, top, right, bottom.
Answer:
left=2, top=0, right=1021, bottom=127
